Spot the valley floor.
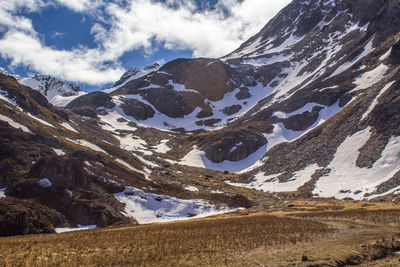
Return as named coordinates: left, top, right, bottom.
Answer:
left=1, top=200, right=400, bottom=267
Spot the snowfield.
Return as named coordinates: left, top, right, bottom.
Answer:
left=227, top=164, right=320, bottom=193
left=313, top=127, right=400, bottom=200
left=0, top=114, right=31, bottom=133
left=55, top=224, right=97, bottom=233
left=0, top=188, right=5, bottom=198
left=227, top=127, right=400, bottom=200
left=66, top=138, right=106, bottom=153
left=115, top=187, right=236, bottom=224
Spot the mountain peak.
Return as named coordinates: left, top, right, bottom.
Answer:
left=113, top=63, right=161, bottom=87
left=16, top=74, right=83, bottom=107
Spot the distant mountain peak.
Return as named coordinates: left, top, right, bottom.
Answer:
left=16, top=74, right=84, bottom=107
left=114, top=63, right=161, bottom=87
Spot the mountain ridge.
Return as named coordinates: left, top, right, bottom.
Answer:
left=1, top=0, right=400, bottom=235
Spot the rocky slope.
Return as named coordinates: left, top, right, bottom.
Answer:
left=2, top=0, right=400, bottom=235
left=0, top=73, right=247, bottom=235
left=16, top=75, right=85, bottom=107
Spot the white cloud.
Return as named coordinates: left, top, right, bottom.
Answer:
left=53, top=0, right=103, bottom=13
left=96, top=0, right=290, bottom=58
left=0, top=0, right=291, bottom=85
left=0, top=31, right=124, bottom=85
left=0, top=0, right=47, bottom=33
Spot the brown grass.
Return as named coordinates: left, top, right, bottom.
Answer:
left=0, top=214, right=329, bottom=267
left=1, top=203, right=400, bottom=266
left=292, top=208, right=400, bottom=224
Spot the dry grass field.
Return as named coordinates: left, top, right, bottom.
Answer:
left=1, top=200, right=400, bottom=267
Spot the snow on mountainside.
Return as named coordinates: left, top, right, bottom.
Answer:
left=17, top=75, right=86, bottom=107
left=0, top=72, right=243, bottom=235
left=65, top=0, right=400, bottom=200
left=0, top=67, right=9, bottom=76
left=2, top=0, right=400, bottom=236
left=103, top=63, right=161, bottom=93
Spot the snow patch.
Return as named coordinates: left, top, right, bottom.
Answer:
left=61, top=122, right=78, bottom=133
left=115, top=159, right=150, bottom=181
left=27, top=113, right=55, bottom=128
left=185, top=185, right=199, bottom=192
left=55, top=224, right=97, bottom=233
left=379, top=47, right=392, bottom=61
left=116, top=134, right=151, bottom=155
left=0, top=188, right=6, bottom=198
left=0, top=88, right=20, bottom=108
left=180, top=147, right=205, bottom=168
left=38, top=178, right=52, bottom=188
left=352, top=64, right=389, bottom=91
left=51, top=147, right=65, bottom=156
left=98, top=110, right=137, bottom=132
left=115, top=187, right=234, bottom=224
left=66, top=138, right=106, bottom=153
left=361, top=81, right=395, bottom=120
left=313, top=127, right=400, bottom=200
left=154, top=139, right=171, bottom=153
left=266, top=101, right=342, bottom=151
left=50, top=91, right=87, bottom=107
left=330, top=40, right=374, bottom=77
left=227, top=164, right=320, bottom=192
left=0, top=114, right=31, bottom=133
left=273, top=102, right=324, bottom=119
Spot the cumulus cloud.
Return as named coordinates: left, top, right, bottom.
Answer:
left=0, top=0, right=290, bottom=85
left=0, top=31, right=124, bottom=85
left=97, top=0, right=290, bottom=58
left=53, top=0, right=103, bottom=13
left=0, top=0, right=46, bottom=33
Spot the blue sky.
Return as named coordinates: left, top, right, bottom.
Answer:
left=0, top=0, right=290, bottom=91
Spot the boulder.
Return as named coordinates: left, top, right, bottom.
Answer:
left=121, top=98, right=155, bottom=120
left=0, top=197, right=68, bottom=236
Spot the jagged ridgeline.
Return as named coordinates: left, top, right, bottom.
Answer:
left=1, top=0, right=400, bottom=235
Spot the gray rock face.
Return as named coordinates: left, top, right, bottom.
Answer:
left=390, top=41, right=400, bottom=65
left=282, top=106, right=323, bottom=131
left=222, top=105, right=242, bottom=116
left=66, top=91, right=115, bottom=117
left=202, top=129, right=267, bottom=163
left=121, top=98, right=155, bottom=120
left=29, top=156, right=91, bottom=190
left=0, top=198, right=67, bottom=236
left=142, top=87, right=192, bottom=118
left=235, top=87, right=251, bottom=100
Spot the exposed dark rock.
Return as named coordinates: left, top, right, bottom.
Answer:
left=195, top=119, right=222, bottom=127
left=66, top=91, right=115, bottom=117
left=235, top=87, right=251, bottom=100
left=67, top=190, right=135, bottom=227
left=196, top=110, right=213, bottom=119
left=202, top=129, right=267, bottom=163
left=29, top=156, right=91, bottom=190
left=389, top=41, right=400, bottom=65
left=159, top=58, right=233, bottom=101
left=121, top=98, right=155, bottom=120
left=283, top=106, right=323, bottom=131
left=142, top=87, right=192, bottom=118
left=0, top=197, right=68, bottom=236
left=222, top=105, right=242, bottom=116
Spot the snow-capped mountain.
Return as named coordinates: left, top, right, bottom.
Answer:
left=17, top=75, right=86, bottom=107
left=114, top=63, right=160, bottom=87
left=63, top=0, right=400, bottom=199
left=1, top=0, right=400, bottom=236
left=103, top=63, right=161, bottom=93
left=0, top=67, right=9, bottom=76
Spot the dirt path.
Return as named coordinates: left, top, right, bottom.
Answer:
left=233, top=216, right=400, bottom=267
